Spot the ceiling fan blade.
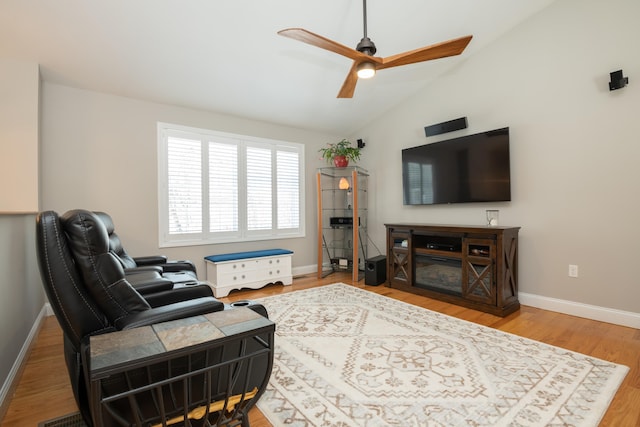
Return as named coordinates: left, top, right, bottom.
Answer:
left=337, top=63, right=359, bottom=98
left=378, top=35, right=473, bottom=69
left=278, top=28, right=382, bottom=63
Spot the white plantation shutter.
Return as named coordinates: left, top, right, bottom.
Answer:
left=209, top=141, right=238, bottom=233
left=277, top=150, right=300, bottom=229
left=167, top=137, right=202, bottom=234
left=158, top=123, right=305, bottom=246
left=246, top=146, right=273, bottom=231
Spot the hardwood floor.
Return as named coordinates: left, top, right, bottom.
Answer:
left=2, top=273, right=639, bottom=426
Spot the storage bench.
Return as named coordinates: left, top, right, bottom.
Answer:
left=205, top=249, right=293, bottom=297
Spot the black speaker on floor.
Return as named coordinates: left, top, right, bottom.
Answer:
left=365, top=255, right=386, bottom=286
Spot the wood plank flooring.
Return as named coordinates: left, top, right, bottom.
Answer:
left=2, top=273, right=639, bottom=426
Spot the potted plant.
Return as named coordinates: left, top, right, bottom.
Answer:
left=319, top=139, right=361, bottom=167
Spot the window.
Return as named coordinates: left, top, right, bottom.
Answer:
left=405, top=162, right=433, bottom=205
left=158, top=123, right=305, bottom=246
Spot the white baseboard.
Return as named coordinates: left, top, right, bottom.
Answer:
left=295, top=266, right=639, bottom=329
left=292, top=264, right=317, bottom=277
left=519, top=292, right=640, bottom=329
left=0, top=303, right=50, bottom=416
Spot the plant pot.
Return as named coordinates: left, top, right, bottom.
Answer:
left=333, top=155, right=349, bottom=168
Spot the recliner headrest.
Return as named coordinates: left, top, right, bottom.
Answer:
left=94, top=211, right=137, bottom=269
left=94, top=211, right=115, bottom=234
left=61, top=209, right=149, bottom=323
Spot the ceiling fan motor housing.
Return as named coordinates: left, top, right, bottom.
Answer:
left=356, top=37, right=377, bottom=56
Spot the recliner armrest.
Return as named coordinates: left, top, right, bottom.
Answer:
left=124, top=269, right=173, bottom=294
left=129, top=277, right=174, bottom=295
left=115, top=297, right=224, bottom=330
left=160, top=260, right=197, bottom=273
left=144, top=284, right=215, bottom=307
left=133, top=255, right=168, bottom=266
left=126, top=265, right=164, bottom=275
left=132, top=256, right=197, bottom=274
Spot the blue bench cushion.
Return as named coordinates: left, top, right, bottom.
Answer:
left=205, top=249, right=293, bottom=263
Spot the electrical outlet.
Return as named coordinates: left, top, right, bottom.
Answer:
left=568, top=264, right=578, bottom=278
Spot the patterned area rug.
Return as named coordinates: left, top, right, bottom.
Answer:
left=255, top=284, right=628, bottom=426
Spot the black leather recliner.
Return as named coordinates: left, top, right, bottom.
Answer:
left=93, top=211, right=214, bottom=298
left=36, top=209, right=272, bottom=426
left=94, top=211, right=199, bottom=284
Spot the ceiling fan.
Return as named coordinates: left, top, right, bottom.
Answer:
left=278, top=0, right=473, bottom=98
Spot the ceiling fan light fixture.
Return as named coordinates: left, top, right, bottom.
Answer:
left=277, top=0, right=473, bottom=98
left=357, top=62, right=376, bottom=79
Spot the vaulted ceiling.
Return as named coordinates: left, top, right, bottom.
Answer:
left=0, top=0, right=557, bottom=134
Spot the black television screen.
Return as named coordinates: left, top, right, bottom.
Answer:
left=402, top=127, right=511, bottom=205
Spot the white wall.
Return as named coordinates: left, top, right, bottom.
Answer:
left=355, top=0, right=640, bottom=314
left=40, top=83, right=340, bottom=273
left=0, top=60, right=44, bottom=414
left=0, top=60, right=39, bottom=213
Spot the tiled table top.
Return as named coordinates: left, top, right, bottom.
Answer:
left=89, top=307, right=274, bottom=374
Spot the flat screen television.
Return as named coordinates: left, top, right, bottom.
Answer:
left=402, top=127, right=511, bottom=205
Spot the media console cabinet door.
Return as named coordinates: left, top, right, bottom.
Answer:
left=387, top=228, right=411, bottom=286
left=462, top=238, right=496, bottom=305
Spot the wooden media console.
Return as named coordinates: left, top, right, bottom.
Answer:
left=385, top=223, right=520, bottom=316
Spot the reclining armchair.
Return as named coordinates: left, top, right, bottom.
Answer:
left=94, top=211, right=198, bottom=284
left=36, top=209, right=273, bottom=427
